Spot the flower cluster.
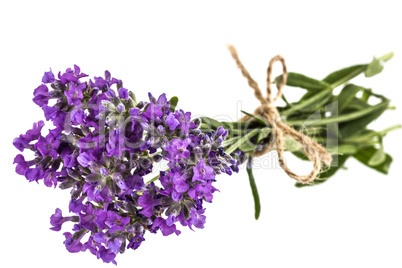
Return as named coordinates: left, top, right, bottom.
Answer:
left=13, top=66, right=242, bottom=264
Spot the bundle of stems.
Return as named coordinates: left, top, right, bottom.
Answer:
left=200, top=52, right=400, bottom=219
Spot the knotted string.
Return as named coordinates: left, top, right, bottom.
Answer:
left=227, top=45, right=332, bottom=184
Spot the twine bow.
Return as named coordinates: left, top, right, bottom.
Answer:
left=227, top=45, right=332, bottom=184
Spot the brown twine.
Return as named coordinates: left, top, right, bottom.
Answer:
left=227, top=45, right=332, bottom=184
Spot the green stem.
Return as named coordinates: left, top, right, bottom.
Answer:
left=246, top=166, right=261, bottom=220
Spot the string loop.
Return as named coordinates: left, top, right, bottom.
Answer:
left=227, top=45, right=332, bottom=183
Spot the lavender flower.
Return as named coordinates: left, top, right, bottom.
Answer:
left=12, top=66, right=239, bottom=265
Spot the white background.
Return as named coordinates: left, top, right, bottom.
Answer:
left=1, top=1, right=402, bottom=267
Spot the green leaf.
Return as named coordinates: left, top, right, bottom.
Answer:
left=220, top=121, right=247, bottom=129
left=339, top=99, right=389, bottom=138
left=343, top=97, right=371, bottom=111
left=368, top=146, right=386, bottom=166
left=169, top=96, right=179, bottom=112
left=284, top=136, right=303, bottom=152
left=291, top=151, right=309, bottom=161
left=299, top=94, right=332, bottom=113
left=238, top=139, right=258, bottom=152
left=240, top=110, right=268, bottom=126
left=257, top=127, right=271, bottom=143
left=129, top=91, right=137, bottom=106
left=295, top=155, right=350, bottom=187
left=146, top=174, right=160, bottom=184
left=343, top=125, right=401, bottom=144
left=275, top=72, right=330, bottom=92
left=281, top=87, right=333, bottom=116
left=354, top=147, right=393, bottom=174
left=226, top=129, right=260, bottom=154
left=221, top=136, right=241, bottom=148
left=337, top=84, right=364, bottom=113
left=365, top=57, right=383, bottom=77
left=246, top=166, right=261, bottom=220
left=286, top=99, right=389, bottom=127
left=378, top=52, right=394, bottom=62
left=373, top=154, right=392, bottom=174
left=361, top=88, right=372, bottom=102
left=200, top=116, right=223, bottom=130
left=336, top=144, right=359, bottom=154
left=322, top=64, right=366, bottom=85
left=85, top=174, right=102, bottom=182
left=323, top=53, right=392, bottom=84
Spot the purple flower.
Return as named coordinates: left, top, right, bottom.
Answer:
left=165, top=113, right=180, bottom=131
left=51, top=110, right=67, bottom=129
left=108, top=238, right=122, bottom=255
left=13, top=65, right=234, bottom=263
left=42, top=69, right=55, bottom=83
left=72, top=65, right=89, bottom=79
left=193, top=158, right=215, bottom=183
left=33, top=84, right=51, bottom=107
left=97, top=246, right=117, bottom=265
left=152, top=217, right=181, bottom=236
left=69, top=196, right=85, bottom=213
left=106, top=129, right=125, bottom=158
left=77, top=134, right=105, bottom=152
left=85, top=236, right=99, bottom=256
left=83, top=182, right=112, bottom=203
left=93, top=70, right=119, bottom=90
left=188, top=181, right=218, bottom=203
left=13, top=154, right=35, bottom=175
left=160, top=171, right=189, bottom=201
left=60, top=149, right=77, bottom=168
left=25, top=121, right=45, bottom=140
left=93, top=232, right=108, bottom=244
left=138, top=192, right=162, bottom=217
left=13, top=121, right=45, bottom=151
left=143, top=103, right=163, bottom=121
left=25, top=167, right=42, bottom=182
left=12, top=137, right=30, bottom=152
left=174, top=110, right=196, bottom=135
left=164, top=138, right=191, bottom=162
left=105, top=211, right=130, bottom=233
left=59, top=72, right=78, bottom=84
left=127, top=233, right=145, bottom=250
left=173, top=173, right=189, bottom=193
left=190, top=208, right=206, bottom=229
left=35, top=133, right=60, bottom=159
left=63, top=232, right=86, bottom=253
left=118, top=88, right=129, bottom=100
left=43, top=170, right=57, bottom=187
left=143, top=93, right=170, bottom=121
left=42, top=105, right=58, bottom=121
left=65, top=82, right=85, bottom=107
left=70, top=108, right=85, bottom=125
left=77, top=152, right=92, bottom=167
left=58, top=66, right=86, bottom=84
left=122, top=174, right=144, bottom=192
left=93, top=208, right=108, bottom=230
left=50, top=208, right=75, bottom=231
left=79, top=205, right=96, bottom=232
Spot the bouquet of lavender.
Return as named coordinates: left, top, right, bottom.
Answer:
left=12, top=47, right=399, bottom=264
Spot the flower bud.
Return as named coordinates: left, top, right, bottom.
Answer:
left=193, top=118, right=201, bottom=127
left=66, top=168, right=81, bottom=180
left=202, top=144, right=211, bottom=155
left=101, top=100, right=116, bottom=112
left=115, top=164, right=126, bottom=172
left=116, top=103, right=125, bottom=114
left=152, top=154, right=163, bottom=163
left=136, top=101, right=144, bottom=109
left=215, top=126, right=224, bottom=137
